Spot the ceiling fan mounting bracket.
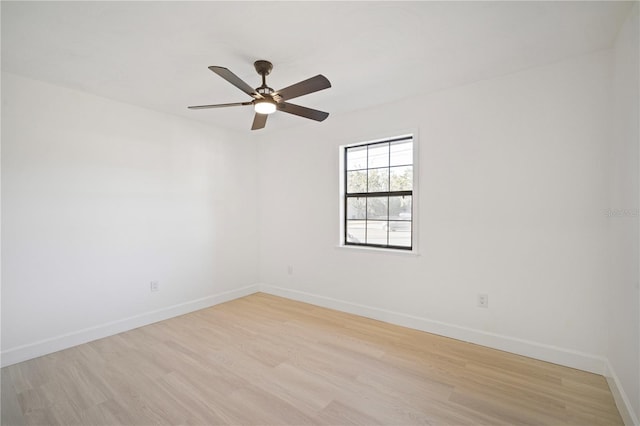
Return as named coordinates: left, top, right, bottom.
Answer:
left=254, top=60, right=273, bottom=77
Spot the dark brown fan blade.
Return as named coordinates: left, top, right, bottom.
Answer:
left=188, top=101, right=253, bottom=110
left=275, top=75, right=331, bottom=101
left=209, top=66, right=261, bottom=98
left=277, top=102, right=329, bottom=122
left=251, top=113, right=268, bottom=130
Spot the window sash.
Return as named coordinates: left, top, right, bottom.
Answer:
left=343, top=192, right=413, bottom=250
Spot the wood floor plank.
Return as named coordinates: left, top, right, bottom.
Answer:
left=1, top=369, right=26, bottom=426
left=1, top=293, right=624, bottom=425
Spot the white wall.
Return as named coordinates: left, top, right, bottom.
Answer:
left=1, top=73, right=259, bottom=365
left=608, top=4, right=640, bottom=424
left=259, top=50, right=613, bottom=372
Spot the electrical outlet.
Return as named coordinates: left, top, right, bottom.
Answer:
left=287, top=265, right=293, bottom=275
left=150, top=281, right=159, bottom=292
left=477, top=293, right=488, bottom=308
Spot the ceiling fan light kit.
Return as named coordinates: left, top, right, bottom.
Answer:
left=188, top=60, right=331, bottom=130
left=254, top=99, right=276, bottom=114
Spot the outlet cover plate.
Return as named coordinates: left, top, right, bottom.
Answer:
left=477, top=293, right=488, bottom=308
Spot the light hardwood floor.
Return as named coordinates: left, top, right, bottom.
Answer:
left=1, top=293, right=623, bottom=425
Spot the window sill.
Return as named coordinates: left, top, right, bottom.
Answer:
left=335, top=244, right=420, bottom=257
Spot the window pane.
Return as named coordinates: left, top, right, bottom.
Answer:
left=346, top=197, right=366, bottom=220
left=366, top=196, right=388, bottom=221
left=366, top=221, right=387, bottom=245
left=346, top=146, right=367, bottom=170
left=367, top=168, right=389, bottom=192
left=389, top=195, right=412, bottom=219
left=368, top=143, right=389, bottom=169
left=390, top=139, right=413, bottom=166
left=390, top=166, right=412, bottom=191
left=388, top=223, right=411, bottom=247
left=346, top=220, right=365, bottom=244
left=346, top=170, right=367, bottom=193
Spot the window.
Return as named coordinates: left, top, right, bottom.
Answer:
left=342, top=135, right=414, bottom=250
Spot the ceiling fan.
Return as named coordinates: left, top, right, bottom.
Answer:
left=188, top=60, right=331, bottom=130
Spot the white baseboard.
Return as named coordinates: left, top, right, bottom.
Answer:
left=259, top=283, right=607, bottom=375
left=1, top=284, right=259, bottom=367
left=605, top=360, right=640, bottom=426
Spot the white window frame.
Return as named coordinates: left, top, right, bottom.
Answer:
left=338, top=131, right=419, bottom=255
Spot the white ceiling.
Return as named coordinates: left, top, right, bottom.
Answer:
left=1, top=1, right=633, bottom=133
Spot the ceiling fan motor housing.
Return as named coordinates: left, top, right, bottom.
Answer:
left=257, top=86, right=274, bottom=96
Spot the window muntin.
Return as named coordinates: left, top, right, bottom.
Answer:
left=344, top=136, right=413, bottom=250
